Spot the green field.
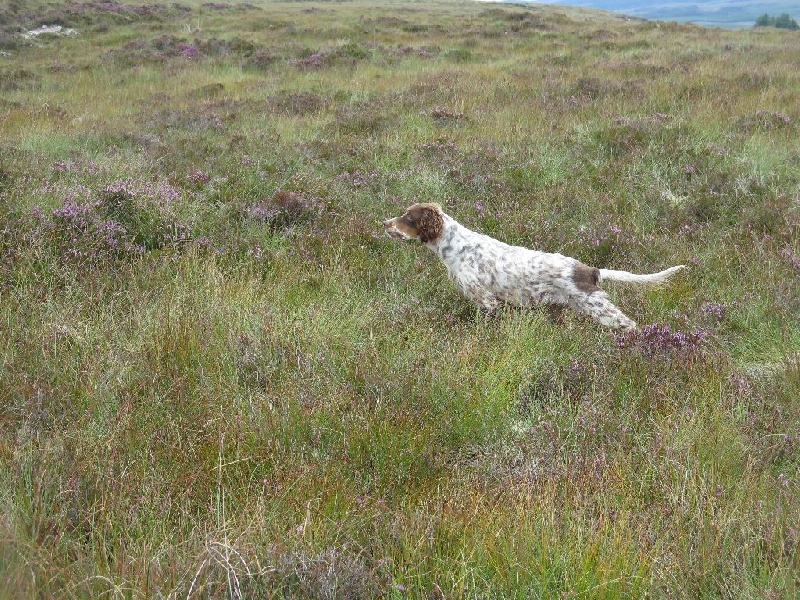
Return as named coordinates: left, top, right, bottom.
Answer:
left=1, top=1, right=799, bottom=597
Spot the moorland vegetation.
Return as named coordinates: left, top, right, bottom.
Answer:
left=0, top=0, right=798, bottom=597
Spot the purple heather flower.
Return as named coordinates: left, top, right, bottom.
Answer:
left=780, top=247, right=800, bottom=271
left=700, top=301, right=728, bottom=320
left=757, top=110, right=791, bottom=125
left=334, top=169, right=378, bottom=187
left=194, top=236, right=212, bottom=250
left=569, top=357, right=586, bottom=373
left=187, top=170, right=210, bottom=184
left=104, top=179, right=180, bottom=205
left=176, top=42, right=201, bottom=58
left=614, top=322, right=710, bottom=359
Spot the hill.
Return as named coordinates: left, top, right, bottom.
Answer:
left=510, top=1, right=800, bottom=28
left=1, top=1, right=798, bottom=597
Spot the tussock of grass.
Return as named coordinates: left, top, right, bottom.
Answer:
left=1, top=0, right=799, bottom=597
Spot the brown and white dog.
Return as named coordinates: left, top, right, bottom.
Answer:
left=383, top=203, right=684, bottom=330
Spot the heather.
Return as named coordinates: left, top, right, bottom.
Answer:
left=0, top=1, right=798, bottom=598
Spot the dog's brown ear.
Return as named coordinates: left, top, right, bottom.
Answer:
left=417, top=205, right=444, bottom=243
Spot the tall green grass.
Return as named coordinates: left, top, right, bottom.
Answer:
left=1, top=0, right=798, bottom=597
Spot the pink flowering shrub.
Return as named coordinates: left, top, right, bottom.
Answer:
left=614, top=322, right=710, bottom=362
left=28, top=178, right=191, bottom=267
left=241, top=190, right=321, bottom=231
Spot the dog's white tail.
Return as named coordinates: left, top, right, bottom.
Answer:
left=598, top=264, right=685, bottom=285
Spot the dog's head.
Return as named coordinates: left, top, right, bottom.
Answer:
left=382, top=203, right=444, bottom=244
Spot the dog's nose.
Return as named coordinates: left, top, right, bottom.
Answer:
left=382, top=219, right=391, bottom=228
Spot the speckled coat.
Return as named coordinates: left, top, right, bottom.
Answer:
left=384, top=203, right=685, bottom=331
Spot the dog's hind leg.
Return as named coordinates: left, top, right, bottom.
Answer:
left=568, top=292, right=637, bottom=331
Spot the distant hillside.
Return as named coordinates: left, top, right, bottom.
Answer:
left=505, top=1, right=800, bottom=28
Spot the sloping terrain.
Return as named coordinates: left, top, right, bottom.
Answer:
left=529, top=0, right=800, bottom=28
left=1, top=1, right=798, bottom=597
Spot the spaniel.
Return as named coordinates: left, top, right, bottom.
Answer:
left=383, top=203, right=684, bottom=331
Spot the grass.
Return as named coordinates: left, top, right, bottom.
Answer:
left=1, top=0, right=799, bottom=597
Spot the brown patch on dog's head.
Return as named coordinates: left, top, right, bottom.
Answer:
left=383, top=203, right=444, bottom=243
left=572, top=264, right=601, bottom=294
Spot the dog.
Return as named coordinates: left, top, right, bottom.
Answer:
left=383, top=202, right=684, bottom=330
